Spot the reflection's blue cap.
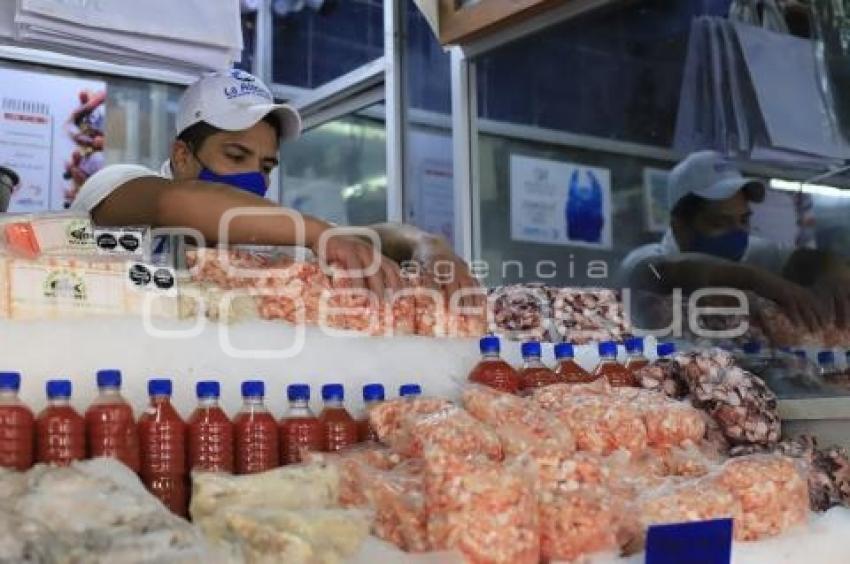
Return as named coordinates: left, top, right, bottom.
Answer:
left=399, top=384, right=421, bottom=397
left=794, top=350, right=808, bottom=360
left=288, top=384, right=310, bottom=401
left=363, top=383, right=385, bottom=402
left=96, top=369, right=122, bottom=388
left=149, top=378, right=172, bottom=396
left=46, top=379, right=72, bottom=399
left=656, top=343, right=676, bottom=357
left=817, top=351, right=835, bottom=365
left=624, top=337, right=644, bottom=354
left=242, top=380, right=264, bottom=398
left=322, top=383, right=344, bottom=401
left=521, top=341, right=542, bottom=358
left=554, top=342, right=575, bottom=359
left=0, top=372, right=21, bottom=391
left=598, top=341, right=617, bottom=357
left=196, top=380, right=220, bottom=398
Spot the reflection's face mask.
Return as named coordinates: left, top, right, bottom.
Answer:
left=691, top=228, right=749, bottom=262
left=193, top=153, right=268, bottom=198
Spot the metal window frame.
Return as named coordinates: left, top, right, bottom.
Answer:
left=261, top=0, right=404, bottom=223
left=384, top=0, right=406, bottom=223
left=451, top=46, right=475, bottom=261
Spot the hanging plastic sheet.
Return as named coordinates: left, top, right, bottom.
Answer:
left=673, top=10, right=850, bottom=169
left=3, top=0, right=242, bottom=73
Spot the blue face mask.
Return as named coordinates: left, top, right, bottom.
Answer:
left=194, top=154, right=268, bottom=198
left=691, top=229, right=749, bottom=262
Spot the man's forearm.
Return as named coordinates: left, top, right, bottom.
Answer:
left=92, top=177, right=330, bottom=248
left=634, top=258, right=757, bottom=295
left=367, top=222, right=445, bottom=264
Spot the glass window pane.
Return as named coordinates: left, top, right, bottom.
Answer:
left=272, top=0, right=383, bottom=89
left=475, top=1, right=730, bottom=148
left=280, top=104, right=387, bottom=225
left=0, top=60, right=182, bottom=211
left=235, top=11, right=257, bottom=73
left=403, top=0, right=454, bottom=246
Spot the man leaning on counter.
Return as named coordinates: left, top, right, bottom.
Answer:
left=619, top=150, right=850, bottom=332
left=69, top=69, right=478, bottom=301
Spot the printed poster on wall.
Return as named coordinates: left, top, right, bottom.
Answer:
left=0, top=68, right=106, bottom=212
left=406, top=129, right=454, bottom=246
left=510, top=154, right=612, bottom=249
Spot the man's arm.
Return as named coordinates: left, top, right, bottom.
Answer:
left=93, top=176, right=328, bottom=248
left=368, top=222, right=483, bottom=305
left=784, top=248, right=850, bottom=327
left=92, top=177, right=402, bottom=295
left=627, top=255, right=826, bottom=330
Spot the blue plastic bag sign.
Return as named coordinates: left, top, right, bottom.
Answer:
left=645, top=518, right=732, bottom=564
left=509, top=155, right=613, bottom=249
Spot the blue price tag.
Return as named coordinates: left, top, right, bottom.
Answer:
left=645, top=518, right=733, bottom=564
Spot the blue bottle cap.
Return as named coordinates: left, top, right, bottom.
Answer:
left=242, top=380, right=265, bottom=398
left=46, top=379, right=72, bottom=399
left=362, top=383, right=385, bottom=402
left=399, top=384, right=422, bottom=397
left=817, top=351, right=835, bottom=365
left=554, top=342, right=575, bottom=359
left=624, top=337, right=644, bottom=354
left=0, top=372, right=21, bottom=391
left=656, top=343, right=676, bottom=358
left=742, top=341, right=762, bottom=355
left=96, top=369, right=122, bottom=388
left=322, top=383, right=344, bottom=401
left=196, top=380, right=220, bottom=399
left=598, top=341, right=618, bottom=358
left=148, top=378, right=172, bottom=396
left=287, top=384, right=310, bottom=402
left=521, top=341, right=542, bottom=358
left=479, top=336, right=501, bottom=354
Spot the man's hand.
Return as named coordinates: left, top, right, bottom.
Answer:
left=413, top=236, right=484, bottom=308
left=813, top=278, right=850, bottom=329
left=315, top=235, right=403, bottom=298
left=754, top=271, right=827, bottom=332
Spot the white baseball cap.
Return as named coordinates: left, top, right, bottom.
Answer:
left=176, top=69, right=301, bottom=141
left=668, top=150, right=765, bottom=209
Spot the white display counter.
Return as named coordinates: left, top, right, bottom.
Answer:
left=4, top=316, right=849, bottom=450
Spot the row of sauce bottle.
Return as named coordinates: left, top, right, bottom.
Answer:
left=468, top=336, right=676, bottom=393
left=0, top=370, right=421, bottom=515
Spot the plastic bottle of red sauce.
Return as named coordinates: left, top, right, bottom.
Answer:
left=656, top=342, right=676, bottom=361
left=0, top=372, right=34, bottom=471
left=594, top=341, right=638, bottom=387
left=399, top=384, right=422, bottom=398
left=85, top=369, right=140, bottom=472
left=138, top=379, right=187, bottom=517
left=517, top=341, right=561, bottom=392
left=357, top=383, right=384, bottom=443
left=468, top=336, right=520, bottom=394
left=553, top=343, right=596, bottom=384
left=279, top=384, right=324, bottom=464
left=37, top=380, right=85, bottom=466
left=188, top=381, right=234, bottom=473
left=319, top=384, right=358, bottom=453
left=234, top=380, right=279, bottom=474
left=624, top=337, right=650, bottom=372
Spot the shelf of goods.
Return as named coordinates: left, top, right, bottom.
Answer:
left=2, top=219, right=850, bottom=562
